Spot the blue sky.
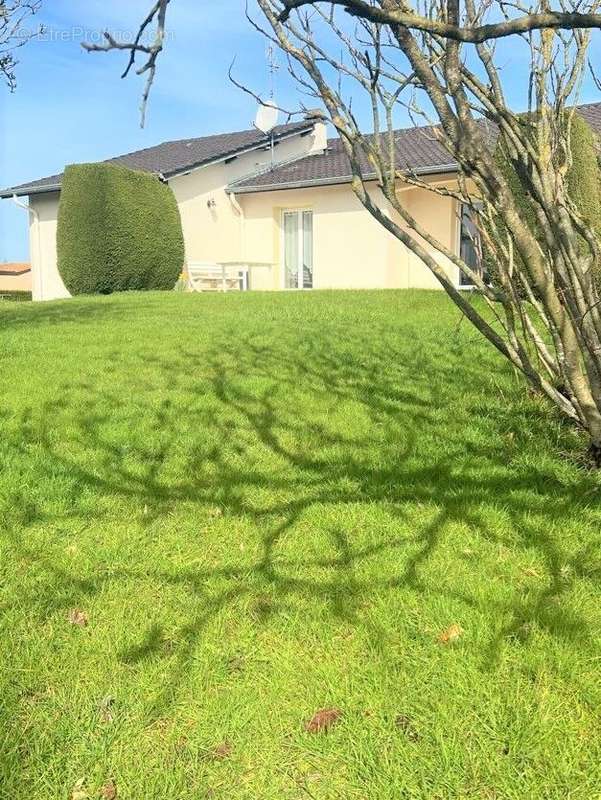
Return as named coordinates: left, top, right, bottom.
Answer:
left=0, top=0, right=307, bottom=261
left=1, top=2, right=600, bottom=263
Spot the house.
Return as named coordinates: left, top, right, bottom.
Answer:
left=3, top=103, right=601, bottom=301
left=0, top=262, right=32, bottom=294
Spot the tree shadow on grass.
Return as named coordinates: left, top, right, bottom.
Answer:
left=3, top=320, right=601, bottom=719
left=0, top=295, right=131, bottom=331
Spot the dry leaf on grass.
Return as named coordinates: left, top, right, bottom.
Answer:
left=100, top=779, right=117, bottom=800
left=68, top=609, right=89, bottom=627
left=70, top=778, right=88, bottom=800
left=438, top=623, right=464, bottom=645
left=304, top=708, right=343, bottom=734
left=98, top=696, right=115, bottom=724
left=521, top=567, right=541, bottom=578
left=210, top=740, right=233, bottom=760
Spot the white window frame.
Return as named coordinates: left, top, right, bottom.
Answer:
left=280, top=208, right=313, bottom=290
left=456, top=200, right=487, bottom=290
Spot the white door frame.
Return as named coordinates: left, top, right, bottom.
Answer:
left=281, top=209, right=313, bottom=290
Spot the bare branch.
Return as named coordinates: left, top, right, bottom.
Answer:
left=279, top=0, right=601, bottom=43
left=0, top=0, right=41, bottom=91
left=81, top=0, right=170, bottom=127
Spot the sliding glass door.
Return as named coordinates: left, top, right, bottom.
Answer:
left=283, top=210, right=313, bottom=289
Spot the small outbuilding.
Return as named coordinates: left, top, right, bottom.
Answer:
left=0, top=263, right=32, bottom=296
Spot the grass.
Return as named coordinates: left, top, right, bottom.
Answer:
left=1, top=289, right=601, bottom=800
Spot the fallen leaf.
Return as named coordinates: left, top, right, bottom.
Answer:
left=304, top=708, right=342, bottom=734
left=521, top=567, right=540, bottom=578
left=438, top=623, right=464, bottom=645
left=395, top=714, right=420, bottom=741
left=100, top=779, right=117, bottom=800
left=210, top=740, right=233, bottom=760
left=68, top=609, right=89, bottom=627
left=98, top=696, right=115, bottom=724
left=225, top=653, right=245, bottom=674
left=70, top=778, right=88, bottom=800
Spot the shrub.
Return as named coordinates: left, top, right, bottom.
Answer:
left=57, top=163, right=184, bottom=295
left=0, top=291, right=32, bottom=302
left=484, top=112, right=601, bottom=290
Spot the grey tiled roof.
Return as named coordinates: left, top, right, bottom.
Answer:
left=230, top=124, right=458, bottom=193
left=231, top=102, right=601, bottom=193
left=578, top=101, right=601, bottom=130
left=0, top=120, right=314, bottom=198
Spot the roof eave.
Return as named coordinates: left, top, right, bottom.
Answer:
left=228, top=162, right=459, bottom=194
left=1, top=122, right=317, bottom=200
left=0, top=183, right=62, bottom=199
left=0, top=268, right=30, bottom=275
left=164, top=123, right=316, bottom=181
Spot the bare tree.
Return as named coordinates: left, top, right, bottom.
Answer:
left=87, top=0, right=601, bottom=463
left=254, top=0, right=601, bottom=464
left=0, top=0, right=41, bottom=90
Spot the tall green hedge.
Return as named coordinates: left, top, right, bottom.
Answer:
left=486, top=113, right=601, bottom=288
left=566, top=114, right=601, bottom=241
left=57, top=163, right=184, bottom=295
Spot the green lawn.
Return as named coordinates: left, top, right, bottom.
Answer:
left=1, top=290, right=600, bottom=799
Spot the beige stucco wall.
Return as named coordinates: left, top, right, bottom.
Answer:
left=169, top=124, right=327, bottom=266
left=0, top=271, right=32, bottom=292
left=238, top=177, right=460, bottom=291
left=29, top=191, right=67, bottom=302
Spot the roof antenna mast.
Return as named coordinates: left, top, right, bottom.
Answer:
left=266, top=44, right=279, bottom=101
left=253, top=44, right=280, bottom=169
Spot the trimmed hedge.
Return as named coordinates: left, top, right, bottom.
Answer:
left=566, top=114, right=601, bottom=242
left=486, top=112, right=601, bottom=288
left=57, top=163, right=184, bottom=295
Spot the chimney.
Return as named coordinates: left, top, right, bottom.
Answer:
left=304, top=109, right=328, bottom=153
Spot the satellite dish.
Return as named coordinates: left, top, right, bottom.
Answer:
left=255, top=100, right=280, bottom=135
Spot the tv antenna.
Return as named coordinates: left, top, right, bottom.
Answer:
left=253, top=45, right=281, bottom=168
left=266, top=43, right=279, bottom=100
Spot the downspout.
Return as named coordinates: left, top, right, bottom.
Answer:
left=12, top=194, right=43, bottom=300
left=229, top=191, right=246, bottom=264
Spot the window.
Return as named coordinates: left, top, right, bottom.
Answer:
left=282, top=210, right=313, bottom=289
left=459, top=203, right=488, bottom=286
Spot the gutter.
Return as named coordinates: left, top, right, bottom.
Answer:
left=0, top=183, right=61, bottom=200
left=228, top=192, right=246, bottom=268
left=228, top=162, right=459, bottom=194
